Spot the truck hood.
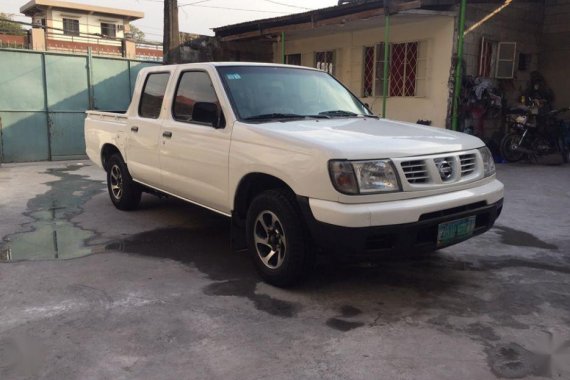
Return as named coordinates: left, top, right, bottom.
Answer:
left=238, top=117, right=484, bottom=159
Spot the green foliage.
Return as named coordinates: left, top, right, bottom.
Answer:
left=0, top=13, right=26, bottom=35
left=128, top=24, right=145, bottom=42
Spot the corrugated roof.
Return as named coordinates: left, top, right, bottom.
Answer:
left=214, top=0, right=389, bottom=37
left=213, top=0, right=468, bottom=37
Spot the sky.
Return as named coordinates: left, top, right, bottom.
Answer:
left=2, top=0, right=338, bottom=41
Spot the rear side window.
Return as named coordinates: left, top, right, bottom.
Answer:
left=139, top=72, right=170, bottom=119
left=173, top=71, right=219, bottom=123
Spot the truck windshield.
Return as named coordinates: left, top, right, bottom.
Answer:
left=216, top=66, right=374, bottom=122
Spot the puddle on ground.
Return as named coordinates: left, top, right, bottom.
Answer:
left=495, top=226, right=558, bottom=251
left=0, top=165, right=105, bottom=262
left=325, top=318, right=365, bottom=332
left=487, top=342, right=548, bottom=378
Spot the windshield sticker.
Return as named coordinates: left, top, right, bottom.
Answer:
left=226, top=73, right=241, bottom=80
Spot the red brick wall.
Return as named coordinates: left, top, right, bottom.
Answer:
left=0, top=34, right=27, bottom=46
left=46, top=39, right=122, bottom=56
left=135, top=47, right=163, bottom=59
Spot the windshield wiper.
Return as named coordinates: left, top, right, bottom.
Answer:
left=319, top=110, right=378, bottom=119
left=244, top=113, right=330, bottom=122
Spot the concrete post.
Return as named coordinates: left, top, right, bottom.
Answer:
left=30, top=28, right=46, bottom=51
left=123, top=39, right=137, bottom=59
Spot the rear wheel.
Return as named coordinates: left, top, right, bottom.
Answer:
left=246, top=189, right=312, bottom=287
left=107, top=154, right=142, bottom=211
left=500, top=133, right=525, bottom=162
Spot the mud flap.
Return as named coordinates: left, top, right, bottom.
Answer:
left=231, top=211, right=247, bottom=252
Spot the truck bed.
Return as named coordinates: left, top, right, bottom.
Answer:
left=84, top=110, right=129, bottom=168
left=86, top=110, right=128, bottom=123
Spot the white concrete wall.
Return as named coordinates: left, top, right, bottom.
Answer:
left=273, top=16, right=456, bottom=128
left=42, top=9, right=127, bottom=46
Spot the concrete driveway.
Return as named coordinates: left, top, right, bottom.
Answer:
left=0, top=161, right=569, bottom=380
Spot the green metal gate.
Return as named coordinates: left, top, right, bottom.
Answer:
left=0, top=48, right=159, bottom=163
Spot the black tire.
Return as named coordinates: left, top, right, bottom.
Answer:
left=246, top=189, right=312, bottom=287
left=107, top=154, right=142, bottom=211
left=500, top=133, right=525, bottom=162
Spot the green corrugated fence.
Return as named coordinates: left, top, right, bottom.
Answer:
left=0, top=48, right=159, bottom=163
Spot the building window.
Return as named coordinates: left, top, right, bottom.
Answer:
left=496, top=42, right=517, bottom=79
left=62, top=18, right=80, bottom=36
left=363, top=46, right=374, bottom=97
left=315, top=51, right=334, bottom=74
left=286, top=53, right=301, bottom=66
left=101, top=22, right=117, bottom=38
left=374, top=43, right=388, bottom=97
left=139, top=73, right=171, bottom=119
left=478, top=38, right=516, bottom=79
left=366, top=41, right=426, bottom=98
left=479, top=37, right=497, bottom=78
left=100, top=23, right=117, bottom=38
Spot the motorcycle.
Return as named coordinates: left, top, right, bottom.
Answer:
left=500, top=98, right=570, bottom=163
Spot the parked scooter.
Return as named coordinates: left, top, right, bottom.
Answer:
left=500, top=98, right=570, bottom=163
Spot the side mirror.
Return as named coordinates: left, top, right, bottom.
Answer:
left=192, top=102, right=224, bottom=128
left=364, top=103, right=371, bottom=110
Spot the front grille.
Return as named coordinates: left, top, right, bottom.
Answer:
left=397, top=150, right=480, bottom=188
left=460, top=153, right=477, bottom=176
left=400, top=160, right=429, bottom=184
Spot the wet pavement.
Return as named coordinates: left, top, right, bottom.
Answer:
left=0, top=161, right=569, bottom=379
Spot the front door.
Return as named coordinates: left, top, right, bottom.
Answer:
left=160, top=70, right=231, bottom=214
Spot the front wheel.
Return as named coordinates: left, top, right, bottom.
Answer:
left=500, top=133, right=525, bottom=162
left=107, top=154, right=142, bottom=211
left=246, top=189, right=312, bottom=287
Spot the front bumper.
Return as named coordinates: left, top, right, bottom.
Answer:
left=298, top=180, right=504, bottom=258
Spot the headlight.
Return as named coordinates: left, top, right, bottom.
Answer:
left=329, top=160, right=401, bottom=194
left=478, top=147, right=496, bottom=177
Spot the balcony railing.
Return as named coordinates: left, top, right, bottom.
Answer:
left=135, top=42, right=163, bottom=61
left=45, top=32, right=123, bottom=56
left=0, top=30, right=29, bottom=49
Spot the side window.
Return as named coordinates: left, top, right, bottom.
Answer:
left=139, top=73, right=170, bottom=119
left=173, top=71, right=219, bottom=124
left=62, top=18, right=80, bottom=36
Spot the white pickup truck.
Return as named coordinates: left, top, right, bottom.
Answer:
left=85, top=62, right=503, bottom=286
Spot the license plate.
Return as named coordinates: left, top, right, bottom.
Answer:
left=437, top=216, right=476, bottom=247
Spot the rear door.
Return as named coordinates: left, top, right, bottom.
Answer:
left=160, top=69, right=231, bottom=214
left=125, top=72, right=171, bottom=187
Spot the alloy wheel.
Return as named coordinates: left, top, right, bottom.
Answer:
left=110, top=164, right=123, bottom=200
left=254, top=210, right=287, bottom=270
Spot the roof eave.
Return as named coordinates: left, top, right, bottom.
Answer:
left=214, top=0, right=432, bottom=40
left=20, top=0, right=144, bottom=20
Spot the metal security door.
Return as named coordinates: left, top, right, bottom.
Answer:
left=0, top=50, right=49, bottom=162
left=45, top=54, right=90, bottom=159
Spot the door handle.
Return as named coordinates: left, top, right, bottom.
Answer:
left=162, top=131, right=173, bottom=138
left=131, top=126, right=139, bottom=132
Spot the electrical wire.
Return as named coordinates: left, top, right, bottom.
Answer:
left=178, top=0, right=214, bottom=7
left=261, top=0, right=310, bottom=10
left=180, top=4, right=288, bottom=13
